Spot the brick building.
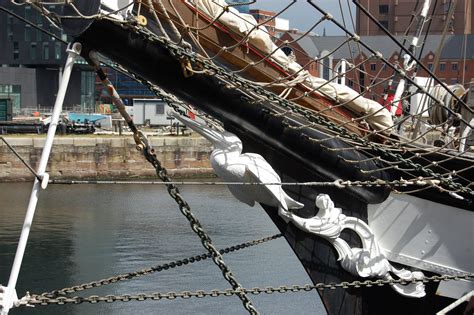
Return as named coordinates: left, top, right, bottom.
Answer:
left=357, top=0, right=473, bottom=36
left=279, top=32, right=474, bottom=102
left=249, top=9, right=289, bottom=38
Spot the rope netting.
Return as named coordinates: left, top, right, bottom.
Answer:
left=5, top=0, right=473, bottom=199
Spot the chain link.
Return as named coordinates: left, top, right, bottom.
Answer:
left=40, top=234, right=282, bottom=298
left=121, top=24, right=472, bottom=197
left=24, top=274, right=473, bottom=306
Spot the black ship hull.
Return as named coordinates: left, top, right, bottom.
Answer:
left=66, top=14, right=469, bottom=315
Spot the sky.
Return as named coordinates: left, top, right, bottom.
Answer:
left=251, top=0, right=356, bottom=35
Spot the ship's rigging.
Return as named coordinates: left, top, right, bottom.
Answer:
left=0, top=1, right=473, bottom=314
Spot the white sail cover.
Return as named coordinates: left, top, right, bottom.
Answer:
left=191, top=0, right=393, bottom=133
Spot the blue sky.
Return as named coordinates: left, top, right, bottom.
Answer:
left=251, top=0, right=356, bottom=35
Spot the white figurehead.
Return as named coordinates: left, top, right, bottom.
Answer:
left=171, top=111, right=304, bottom=219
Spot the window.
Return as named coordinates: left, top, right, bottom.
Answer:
left=379, top=5, right=389, bottom=14
left=36, top=24, right=42, bottom=41
left=323, top=58, right=331, bottom=80
left=43, top=43, right=49, bottom=60
left=155, top=103, right=165, bottom=115
left=359, top=65, right=365, bottom=88
left=439, top=63, right=445, bottom=71
left=0, top=84, right=21, bottom=114
left=370, top=63, right=377, bottom=72
left=348, top=80, right=354, bottom=87
left=25, top=6, right=32, bottom=20
left=30, top=42, right=37, bottom=60
left=451, top=78, right=458, bottom=84
left=380, top=20, right=389, bottom=29
left=36, top=10, right=42, bottom=24
left=13, top=42, right=19, bottom=60
left=7, top=16, right=13, bottom=41
left=428, top=63, right=433, bottom=71
left=25, top=25, right=32, bottom=41
left=443, top=2, right=450, bottom=14
left=451, top=63, right=458, bottom=71
left=80, top=71, right=95, bottom=111
left=281, top=46, right=294, bottom=56
left=55, top=42, right=61, bottom=60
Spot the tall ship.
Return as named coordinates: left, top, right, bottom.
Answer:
left=0, top=1, right=472, bottom=314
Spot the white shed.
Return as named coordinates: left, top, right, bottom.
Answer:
left=133, top=98, right=175, bottom=126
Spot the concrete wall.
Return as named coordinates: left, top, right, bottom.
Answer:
left=0, top=136, right=214, bottom=181
left=0, top=67, right=37, bottom=109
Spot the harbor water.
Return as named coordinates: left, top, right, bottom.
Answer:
left=0, top=182, right=326, bottom=314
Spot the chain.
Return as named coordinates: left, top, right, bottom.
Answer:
left=138, top=139, right=258, bottom=314
left=90, top=79, right=260, bottom=312
left=86, top=41, right=259, bottom=314
left=40, top=234, right=282, bottom=298
left=23, top=274, right=474, bottom=306
left=123, top=25, right=473, bottom=197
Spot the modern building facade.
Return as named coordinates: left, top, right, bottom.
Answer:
left=356, top=0, right=473, bottom=36
left=0, top=4, right=94, bottom=114
left=0, top=4, right=153, bottom=116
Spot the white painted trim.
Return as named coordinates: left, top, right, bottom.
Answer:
left=368, top=193, right=474, bottom=299
left=280, top=194, right=426, bottom=298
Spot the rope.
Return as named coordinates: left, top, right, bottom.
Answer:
left=47, top=179, right=441, bottom=188
left=0, top=137, right=41, bottom=181
left=5, top=1, right=473, bottom=198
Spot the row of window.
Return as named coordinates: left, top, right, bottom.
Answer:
left=11, top=41, right=62, bottom=61
left=6, top=6, right=68, bottom=44
left=364, top=62, right=465, bottom=72
left=428, top=62, right=460, bottom=72
left=0, top=84, right=21, bottom=114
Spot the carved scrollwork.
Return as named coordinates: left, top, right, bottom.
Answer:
left=279, top=194, right=426, bottom=298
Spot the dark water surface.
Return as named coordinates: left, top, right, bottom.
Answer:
left=0, top=183, right=325, bottom=314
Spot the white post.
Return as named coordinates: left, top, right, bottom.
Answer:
left=0, top=42, right=81, bottom=315
left=338, top=59, right=346, bottom=86
left=391, top=0, right=431, bottom=117
left=392, top=78, right=406, bottom=115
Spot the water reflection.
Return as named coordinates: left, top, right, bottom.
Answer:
left=0, top=182, right=325, bottom=314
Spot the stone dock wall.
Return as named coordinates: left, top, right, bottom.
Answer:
left=0, top=136, right=214, bottom=182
